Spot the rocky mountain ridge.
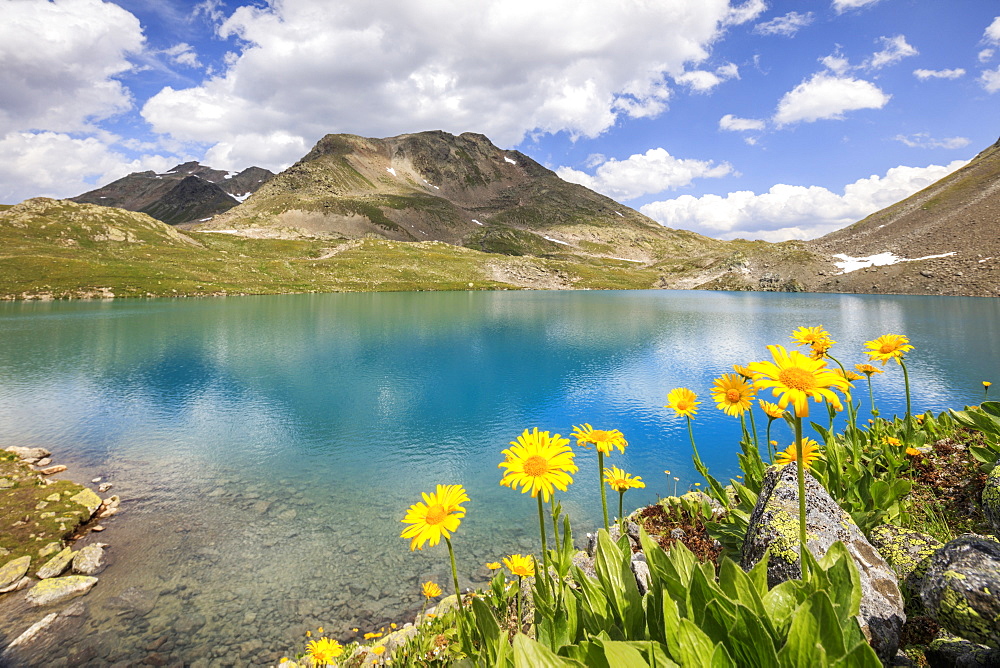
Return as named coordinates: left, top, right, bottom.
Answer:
left=72, top=162, right=275, bottom=226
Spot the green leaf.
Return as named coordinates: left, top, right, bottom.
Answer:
left=828, top=639, right=882, bottom=668
left=471, top=597, right=502, bottom=661
left=728, top=603, right=779, bottom=666
left=512, top=633, right=586, bottom=668
left=776, top=600, right=823, bottom=667
left=674, top=618, right=716, bottom=668
left=709, top=642, right=737, bottom=668
left=808, top=590, right=847, bottom=660
left=594, top=638, right=652, bottom=667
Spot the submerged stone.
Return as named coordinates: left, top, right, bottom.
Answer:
left=741, top=463, right=905, bottom=664
left=921, top=536, right=1000, bottom=649
left=25, top=575, right=97, bottom=606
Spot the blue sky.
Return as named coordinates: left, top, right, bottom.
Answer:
left=1, top=0, right=997, bottom=241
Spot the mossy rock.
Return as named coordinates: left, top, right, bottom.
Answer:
left=920, top=536, right=1000, bottom=649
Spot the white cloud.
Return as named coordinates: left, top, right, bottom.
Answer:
left=893, top=134, right=970, bottom=149
left=555, top=148, right=732, bottom=201
left=820, top=53, right=851, bottom=76
left=0, top=132, right=177, bottom=204
left=774, top=73, right=890, bottom=126
left=982, top=66, right=1000, bottom=93
left=0, top=0, right=145, bottom=134
left=913, top=68, right=965, bottom=80
left=164, top=43, right=201, bottom=68
left=141, top=0, right=742, bottom=167
left=753, top=12, right=814, bottom=37
left=980, top=49, right=996, bottom=63
left=985, top=17, right=1000, bottom=44
left=864, top=35, right=918, bottom=70
left=832, top=0, right=881, bottom=13
left=640, top=160, right=967, bottom=241
left=719, top=114, right=765, bottom=131
left=675, top=63, right=740, bottom=93
left=725, top=0, right=768, bottom=26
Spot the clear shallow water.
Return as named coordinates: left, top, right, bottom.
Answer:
left=0, top=290, right=998, bottom=665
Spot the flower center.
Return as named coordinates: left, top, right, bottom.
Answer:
left=880, top=343, right=895, bottom=354
left=424, top=504, right=447, bottom=525
left=778, top=367, right=817, bottom=391
left=523, top=455, right=549, bottom=477
left=725, top=389, right=742, bottom=403
left=590, top=430, right=610, bottom=442
left=677, top=400, right=691, bottom=411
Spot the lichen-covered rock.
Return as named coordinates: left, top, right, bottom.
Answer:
left=24, top=575, right=97, bottom=606
left=5, top=446, right=51, bottom=461
left=920, top=536, right=1000, bottom=649
left=741, top=463, right=905, bottom=664
left=69, top=488, right=103, bottom=518
left=983, top=466, right=1000, bottom=541
left=72, top=544, right=107, bottom=575
left=870, top=524, right=943, bottom=604
left=0, top=555, right=31, bottom=590
left=36, top=547, right=74, bottom=579
left=926, top=634, right=1000, bottom=667
left=571, top=550, right=597, bottom=579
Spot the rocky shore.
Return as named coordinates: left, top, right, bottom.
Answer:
left=0, top=446, right=120, bottom=663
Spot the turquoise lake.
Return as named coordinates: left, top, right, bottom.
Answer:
left=1, top=289, right=998, bottom=665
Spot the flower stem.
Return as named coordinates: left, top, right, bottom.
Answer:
left=598, top=450, right=609, bottom=531
left=793, top=416, right=808, bottom=579
left=618, top=490, right=625, bottom=532
left=686, top=416, right=700, bottom=463
left=900, top=358, right=912, bottom=419
left=516, top=574, right=523, bottom=633
left=550, top=498, right=561, bottom=553
left=747, top=406, right=759, bottom=448
left=867, top=376, right=877, bottom=416
left=446, top=537, right=465, bottom=647
left=765, top=419, right=775, bottom=461
left=536, top=494, right=549, bottom=581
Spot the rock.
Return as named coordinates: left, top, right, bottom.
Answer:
left=39, top=465, right=67, bottom=476
left=630, top=552, right=651, bottom=595
left=1, top=576, right=33, bottom=594
left=920, top=270, right=934, bottom=278
left=869, top=524, right=943, bottom=604
left=926, top=635, right=1000, bottom=667
left=38, top=542, right=62, bottom=559
left=72, top=545, right=107, bottom=575
left=0, top=556, right=31, bottom=590
left=70, top=488, right=103, bottom=518
left=91, top=525, right=105, bottom=532
left=920, top=536, right=1000, bottom=649
left=741, top=464, right=905, bottom=664
left=92, top=477, right=102, bottom=483
left=571, top=550, right=597, bottom=579
left=0, top=478, right=13, bottom=489
left=44, top=492, right=61, bottom=502
left=3, top=612, right=59, bottom=651
left=98, top=495, right=120, bottom=519
left=36, top=457, right=51, bottom=467
left=98, top=482, right=112, bottom=493
left=983, top=466, right=1000, bottom=541
left=25, top=575, right=97, bottom=606
left=6, top=446, right=51, bottom=461
left=37, top=548, right=74, bottom=579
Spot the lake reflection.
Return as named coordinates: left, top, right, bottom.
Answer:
left=0, top=290, right=998, bottom=665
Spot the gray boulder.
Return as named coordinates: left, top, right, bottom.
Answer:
left=920, top=535, right=1000, bottom=649
left=72, top=544, right=107, bottom=575
left=741, top=463, right=905, bottom=664
left=983, top=466, right=1000, bottom=541
left=5, top=446, right=51, bottom=461
left=926, top=635, right=1000, bottom=667
left=0, top=556, right=31, bottom=591
left=869, top=524, right=943, bottom=605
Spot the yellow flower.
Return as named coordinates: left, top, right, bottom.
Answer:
left=759, top=400, right=784, bottom=419
left=808, top=341, right=833, bottom=360
left=855, top=363, right=883, bottom=377
left=833, top=368, right=864, bottom=382
left=666, top=387, right=700, bottom=418
left=306, top=637, right=344, bottom=665
left=886, top=437, right=901, bottom=447
left=710, top=373, right=756, bottom=417
left=791, top=325, right=835, bottom=348
left=985, top=381, right=993, bottom=388
left=603, top=466, right=646, bottom=492
left=732, top=364, right=754, bottom=379
left=503, top=553, right=536, bottom=577
left=422, top=580, right=442, bottom=598
left=571, top=423, right=628, bottom=455
left=498, top=428, right=578, bottom=502
left=486, top=562, right=501, bottom=570
left=390, top=623, right=397, bottom=629
left=400, top=484, right=469, bottom=551
left=864, top=334, right=914, bottom=365
left=364, top=632, right=384, bottom=640
left=373, top=646, right=386, bottom=656
left=906, top=447, right=921, bottom=456
left=317, top=627, right=324, bottom=634
left=774, top=438, right=823, bottom=469
left=748, top=345, right=851, bottom=417
left=306, top=631, right=312, bottom=637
